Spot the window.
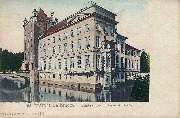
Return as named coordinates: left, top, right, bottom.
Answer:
left=53, top=37, right=55, bottom=43
left=53, top=74, right=55, bottom=78
left=58, top=45, right=61, bottom=53
left=58, top=59, right=61, bottom=69
left=30, top=39, right=33, bottom=47
left=43, top=49, right=46, bottom=56
left=132, top=60, right=134, bottom=68
left=131, top=50, right=134, bottom=56
left=53, top=46, right=56, bottom=54
left=48, top=39, right=50, bottom=45
left=53, top=60, right=56, bottom=69
left=70, top=41, right=73, bottom=51
left=125, top=58, right=127, bottom=68
left=106, top=74, right=110, bottom=81
left=77, top=27, right=81, bottom=35
left=64, top=43, right=67, bottom=52
left=96, top=36, right=100, bottom=48
left=70, top=57, right=74, bottom=69
left=111, top=28, right=114, bottom=36
left=64, top=58, right=67, bottom=70
left=96, top=22, right=100, bottom=31
left=44, top=41, right=46, bottom=47
left=49, top=62, right=51, bottom=70
left=137, top=60, right=139, bottom=70
left=48, top=73, right=50, bottom=79
left=59, top=74, right=61, bottom=79
left=85, top=37, right=90, bottom=49
left=121, top=43, right=124, bottom=53
left=96, top=55, right=100, bottom=69
left=63, top=32, right=67, bottom=40
left=104, top=26, right=108, bottom=34
left=58, top=35, right=61, bottom=41
left=101, top=56, right=105, bottom=68
left=70, top=30, right=74, bottom=37
left=121, top=57, right=124, bottom=69
left=121, top=73, right=124, bottom=79
left=77, top=39, right=81, bottom=49
left=106, top=54, right=111, bottom=67
left=44, top=61, right=46, bottom=70
left=77, top=56, right=81, bottom=68
left=85, top=24, right=90, bottom=32
left=85, top=55, right=90, bottom=69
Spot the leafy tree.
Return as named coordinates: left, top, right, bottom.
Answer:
left=130, top=75, right=150, bottom=102
left=140, top=50, right=150, bottom=73
left=0, top=48, right=2, bottom=71
left=0, top=48, right=24, bottom=72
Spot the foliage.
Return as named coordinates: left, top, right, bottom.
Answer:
left=0, top=48, right=24, bottom=72
left=140, top=50, right=150, bottom=73
left=130, top=74, right=150, bottom=102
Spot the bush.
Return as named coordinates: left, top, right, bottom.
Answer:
left=130, top=74, right=150, bottom=102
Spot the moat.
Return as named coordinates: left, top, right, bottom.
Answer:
left=0, top=75, right=134, bottom=102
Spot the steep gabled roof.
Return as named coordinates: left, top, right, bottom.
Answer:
left=37, top=8, right=47, bottom=21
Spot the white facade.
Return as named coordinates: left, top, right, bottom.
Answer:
left=24, top=2, right=141, bottom=90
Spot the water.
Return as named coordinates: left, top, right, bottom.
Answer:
left=0, top=76, right=134, bottom=102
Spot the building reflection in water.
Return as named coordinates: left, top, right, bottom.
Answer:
left=28, top=85, right=133, bottom=102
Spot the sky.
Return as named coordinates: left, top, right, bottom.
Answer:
left=0, top=0, right=179, bottom=54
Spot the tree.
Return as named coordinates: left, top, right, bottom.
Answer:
left=140, top=50, right=150, bottom=73
left=0, top=49, right=24, bottom=72
left=130, top=75, right=150, bottom=102
left=0, top=48, right=2, bottom=71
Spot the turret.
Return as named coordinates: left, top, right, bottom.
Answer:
left=23, top=18, right=28, bottom=27
left=32, top=9, right=38, bottom=21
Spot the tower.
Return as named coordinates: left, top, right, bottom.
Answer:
left=23, top=8, right=47, bottom=101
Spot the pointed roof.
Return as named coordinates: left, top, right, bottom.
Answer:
left=37, top=8, right=47, bottom=21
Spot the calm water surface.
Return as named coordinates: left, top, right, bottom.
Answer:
left=0, top=77, right=133, bottom=102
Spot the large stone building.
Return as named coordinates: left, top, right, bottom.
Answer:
left=23, top=2, right=141, bottom=91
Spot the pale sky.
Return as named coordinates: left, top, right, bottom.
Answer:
left=0, top=0, right=179, bottom=54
